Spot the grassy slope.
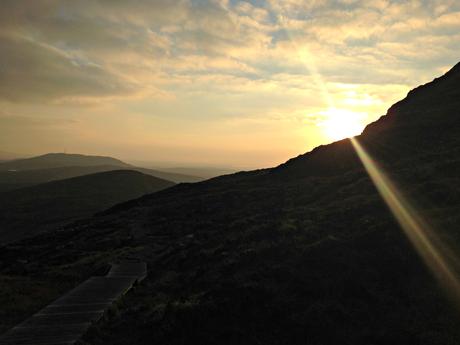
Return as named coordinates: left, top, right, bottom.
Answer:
left=1, top=63, right=460, bottom=343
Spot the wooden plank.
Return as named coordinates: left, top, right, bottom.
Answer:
left=0, top=262, right=147, bottom=345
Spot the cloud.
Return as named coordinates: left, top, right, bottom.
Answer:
left=1, top=0, right=457, bottom=105
left=0, top=34, right=135, bottom=102
left=1, top=0, right=460, bottom=165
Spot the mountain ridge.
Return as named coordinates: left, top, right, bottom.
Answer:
left=0, top=153, right=129, bottom=171
left=271, top=62, right=460, bottom=179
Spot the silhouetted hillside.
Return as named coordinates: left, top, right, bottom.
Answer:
left=2, top=63, right=460, bottom=343
left=0, top=165, right=126, bottom=192
left=0, top=154, right=203, bottom=189
left=0, top=170, right=174, bottom=244
left=0, top=164, right=201, bottom=192
left=274, top=62, right=460, bottom=179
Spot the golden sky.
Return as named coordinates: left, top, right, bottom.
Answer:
left=1, top=0, right=459, bottom=168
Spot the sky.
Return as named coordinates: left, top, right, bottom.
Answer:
left=1, top=0, right=459, bottom=168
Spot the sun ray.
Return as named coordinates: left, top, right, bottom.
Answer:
left=351, top=137, right=460, bottom=306
left=268, top=2, right=334, bottom=109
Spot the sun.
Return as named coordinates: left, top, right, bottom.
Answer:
left=319, top=108, right=366, bottom=141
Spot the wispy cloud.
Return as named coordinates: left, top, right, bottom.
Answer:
left=0, top=0, right=459, bottom=166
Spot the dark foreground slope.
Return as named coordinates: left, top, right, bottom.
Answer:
left=0, top=170, right=174, bottom=244
left=2, top=63, right=460, bottom=343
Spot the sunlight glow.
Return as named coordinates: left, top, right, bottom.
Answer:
left=351, top=137, right=460, bottom=307
left=319, top=108, right=366, bottom=141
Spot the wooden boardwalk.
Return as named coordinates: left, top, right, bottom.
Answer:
left=0, top=262, right=147, bottom=345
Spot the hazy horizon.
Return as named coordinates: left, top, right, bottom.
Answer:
left=1, top=1, right=460, bottom=168
left=0, top=150, right=251, bottom=171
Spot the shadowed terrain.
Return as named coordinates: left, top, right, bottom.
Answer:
left=0, top=170, right=174, bottom=244
left=1, top=63, right=460, bottom=344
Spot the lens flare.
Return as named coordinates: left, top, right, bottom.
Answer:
left=351, top=137, right=460, bottom=305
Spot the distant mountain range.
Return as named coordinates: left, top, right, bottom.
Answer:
left=0, top=153, right=203, bottom=191
left=0, top=169, right=174, bottom=244
left=2, top=62, right=460, bottom=343
left=127, top=160, right=238, bottom=180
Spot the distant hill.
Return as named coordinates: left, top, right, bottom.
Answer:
left=0, top=153, right=129, bottom=171
left=0, top=165, right=126, bottom=192
left=159, top=166, right=237, bottom=179
left=0, top=164, right=201, bottom=192
left=0, top=153, right=203, bottom=189
left=0, top=170, right=174, bottom=244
